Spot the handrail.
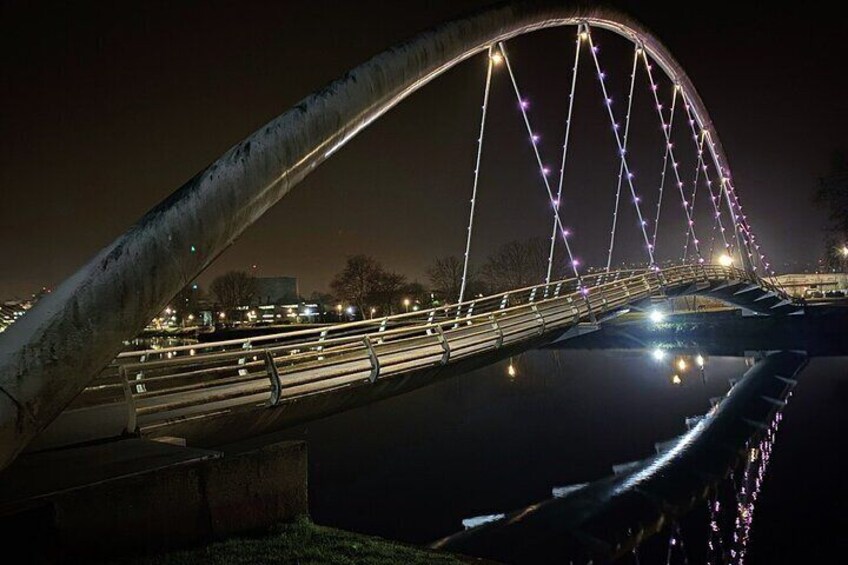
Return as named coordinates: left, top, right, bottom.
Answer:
left=55, top=264, right=794, bottom=440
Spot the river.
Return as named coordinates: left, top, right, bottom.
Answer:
left=267, top=344, right=845, bottom=562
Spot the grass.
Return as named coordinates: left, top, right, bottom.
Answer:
left=125, top=516, right=466, bottom=565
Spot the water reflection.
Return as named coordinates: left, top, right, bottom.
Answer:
left=275, top=347, right=750, bottom=546
left=435, top=351, right=803, bottom=563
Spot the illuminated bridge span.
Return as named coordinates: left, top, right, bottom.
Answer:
left=0, top=1, right=799, bottom=466
left=34, top=264, right=796, bottom=449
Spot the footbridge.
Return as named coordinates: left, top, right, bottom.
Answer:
left=32, top=265, right=795, bottom=450
left=0, top=1, right=800, bottom=467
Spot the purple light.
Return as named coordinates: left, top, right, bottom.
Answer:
left=572, top=259, right=580, bottom=267
left=562, top=229, right=571, bottom=237
left=598, top=70, right=605, bottom=79
left=531, top=134, right=540, bottom=143
left=520, top=99, right=529, bottom=109
left=542, top=167, right=551, bottom=176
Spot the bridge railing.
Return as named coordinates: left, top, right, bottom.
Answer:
left=68, top=265, right=765, bottom=434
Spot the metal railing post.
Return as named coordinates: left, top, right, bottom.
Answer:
left=119, top=365, right=138, bottom=435
left=264, top=350, right=282, bottom=406
left=491, top=316, right=504, bottom=348
left=362, top=335, right=380, bottom=383
left=434, top=325, right=451, bottom=364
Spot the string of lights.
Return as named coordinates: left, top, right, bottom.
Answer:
left=585, top=25, right=657, bottom=269
left=641, top=51, right=703, bottom=264
left=605, top=43, right=640, bottom=272
left=683, top=131, right=706, bottom=262
left=680, top=96, right=734, bottom=262
left=498, top=42, right=584, bottom=283
left=652, top=82, right=678, bottom=257
left=546, top=29, right=583, bottom=286
left=458, top=47, right=495, bottom=305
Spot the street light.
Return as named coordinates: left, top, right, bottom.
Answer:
left=336, top=304, right=343, bottom=321
left=718, top=253, right=733, bottom=267
left=403, top=298, right=411, bottom=313
left=490, top=51, right=504, bottom=66
left=841, top=245, right=848, bottom=258
left=370, top=307, right=377, bottom=319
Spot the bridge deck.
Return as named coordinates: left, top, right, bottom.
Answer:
left=30, top=265, right=795, bottom=451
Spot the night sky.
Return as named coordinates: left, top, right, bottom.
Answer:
left=1, top=1, right=846, bottom=298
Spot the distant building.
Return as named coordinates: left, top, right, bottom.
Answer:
left=254, top=276, right=299, bottom=306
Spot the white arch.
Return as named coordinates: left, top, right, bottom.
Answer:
left=0, top=1, right=746, bottom=468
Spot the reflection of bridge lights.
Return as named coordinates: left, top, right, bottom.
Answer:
left=652, top=348, right=666, bottom=361
left=507, top=361, right=517, bottom=377
left=671, top=374, right=682, bottom=385
left=718, top=253, right=733, bottom=267
left=696, top=354, right=705, bottom=367
left=676, top=358, right=687, bottom=372
left=649, top=310, right=665, bottom=324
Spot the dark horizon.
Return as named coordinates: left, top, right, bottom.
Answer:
left=1, top=0, right=845, bottom=298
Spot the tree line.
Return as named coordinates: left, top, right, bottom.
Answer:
left=166, top=236, right=571, bottom=322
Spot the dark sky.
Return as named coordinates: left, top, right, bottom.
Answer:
left=1, top=0, right=845, bottom=298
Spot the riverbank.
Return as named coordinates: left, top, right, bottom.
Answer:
left=120, top=517, right=468, bottom=565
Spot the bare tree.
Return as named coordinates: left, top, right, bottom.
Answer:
left=330, top=255, right=410, bottom=316
left=210, top=271, right=257, bottom=310
left=370, top=271, right=407, bottom=315
left=330, top=255, right=380, bottom=316
left=481, top=237, right=567, bottom=293
left=427, top=256, right=465, bottom=302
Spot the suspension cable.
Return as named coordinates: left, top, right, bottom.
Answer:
left=605, top=43, right=640, bottom=272
left=682, top=130, right=710, bottom=261
left=458, top=48, right=495, bottom=304
left=685, top=101, right=753, bottom=270
left=651, top=83, right=677, bottom=257
left=585, top=26, right=656, bottom=269
left=498, top=42, right=583, bottom=283
left=680, top=94, right=733, bottom=261
left=725, top=176, right=772, bottom=276
left=641, top=52, right=703, bottom=264
left=546, top=28, right=583, bottom=285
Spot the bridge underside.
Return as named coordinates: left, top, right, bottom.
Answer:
left=29, top=267, right=799, bottom=453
